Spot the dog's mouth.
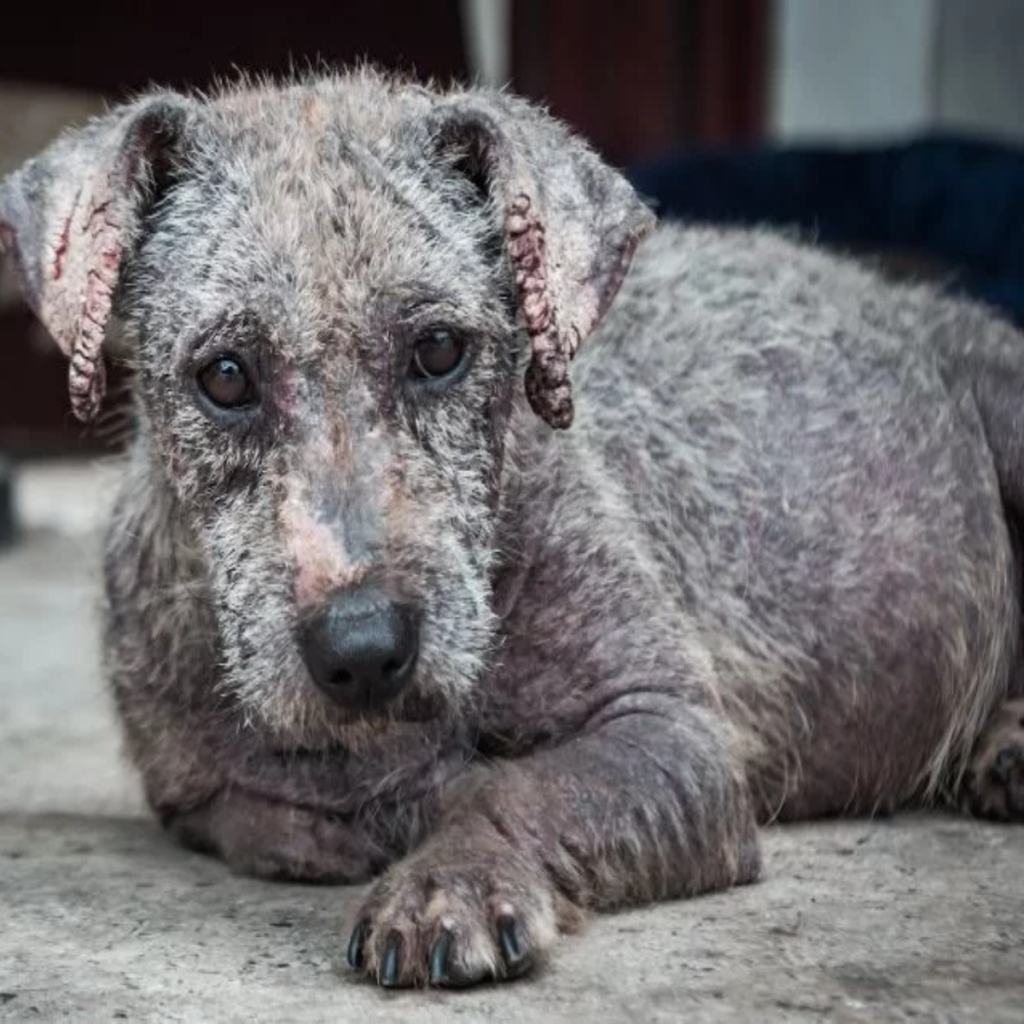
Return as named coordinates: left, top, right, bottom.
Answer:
left=324, top=686, right=451, bottom=727
left=232, top=628, right=466, bottom=753
left=378, top=686, right=451, bottom=722
left=231, top=713, right=474, bottom=817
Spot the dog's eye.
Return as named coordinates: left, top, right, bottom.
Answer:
left=197, top=356, right=256, bottom=409
left=409, top=330, right=466, bottom=382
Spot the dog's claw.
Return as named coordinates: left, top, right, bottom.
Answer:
left=497, top=915, right=531, bottom=976
left=346, top=920, right=367, bottom=970
left=380, top=932, right=402, bottom=987
left=429, top=930, right=451, bottom=986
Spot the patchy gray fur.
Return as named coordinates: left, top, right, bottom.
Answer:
left=3, top=68, right=1024, bottom=989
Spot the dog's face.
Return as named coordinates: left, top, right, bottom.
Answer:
left=0, top=72, right=653, bottom=745
left=123, top=83, right=524, bottom=742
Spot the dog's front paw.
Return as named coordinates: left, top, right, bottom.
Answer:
left=346, top=817, right=567, bottom=988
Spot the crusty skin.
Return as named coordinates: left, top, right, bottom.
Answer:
left=2, top=69, right=1024, bottom=988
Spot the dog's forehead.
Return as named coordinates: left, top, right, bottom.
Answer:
left=198, top=76, right=438, bottom=207
left=206, top=74, right=426, bottom=142
left=192, top=82, right=445, bottom=250
left=142, top=81, right=487, bottom=356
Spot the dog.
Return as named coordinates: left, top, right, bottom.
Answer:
left=2, top=69, right=1022, bottom=989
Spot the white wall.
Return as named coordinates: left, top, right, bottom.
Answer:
left=771, top=0, right=938, bottom=141
left=771, top=0, right=1024, bottom=143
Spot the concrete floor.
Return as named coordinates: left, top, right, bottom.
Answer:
left=2, top=462, right=1023, bottom=1022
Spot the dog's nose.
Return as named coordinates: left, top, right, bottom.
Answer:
left=301, top=587, right=419, bottom=709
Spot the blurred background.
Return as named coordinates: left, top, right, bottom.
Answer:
left=1, top=0, right=1024, bottom=532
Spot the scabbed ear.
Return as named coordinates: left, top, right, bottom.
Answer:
left=0, top=95, right=193, bottom=421
left=429, top=92, right=656, bottom=428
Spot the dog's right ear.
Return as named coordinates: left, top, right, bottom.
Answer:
left=0, top=94, right=194, bottom=421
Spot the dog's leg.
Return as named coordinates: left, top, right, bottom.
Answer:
left=963, top=697, right=1024, bottom=821
left=347, top=696, right=759, bottom=987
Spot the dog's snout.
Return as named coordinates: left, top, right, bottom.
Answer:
left=302, top=587, right=419, bottom=709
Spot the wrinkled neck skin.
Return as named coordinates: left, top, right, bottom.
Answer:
left=104, top=392, right=549, bottom=825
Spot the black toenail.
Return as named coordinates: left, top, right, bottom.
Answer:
left=380, top=932, right=402, bottom=987
left=497, top=914, right=530, bottom=975
left=347, top=920, right=368, bottom=970
left=429, top=930, right=452, bottom=986
left=497, top=916, right=520, bottom=961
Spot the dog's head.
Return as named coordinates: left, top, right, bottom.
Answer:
left=0, top=71, right=653, bottom=743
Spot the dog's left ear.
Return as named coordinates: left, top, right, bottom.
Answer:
left=0, top=95, right=193, bottom=421
left=428, top=92, right=656, bottom=428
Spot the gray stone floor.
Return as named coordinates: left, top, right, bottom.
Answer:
left=2, top=462, right=1022, bottom=1022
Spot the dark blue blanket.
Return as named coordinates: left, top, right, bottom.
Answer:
left=628, top=135, right=1024, bottom=328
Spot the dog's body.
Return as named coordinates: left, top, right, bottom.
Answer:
left=2, top=71, right=1023, bottom=988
